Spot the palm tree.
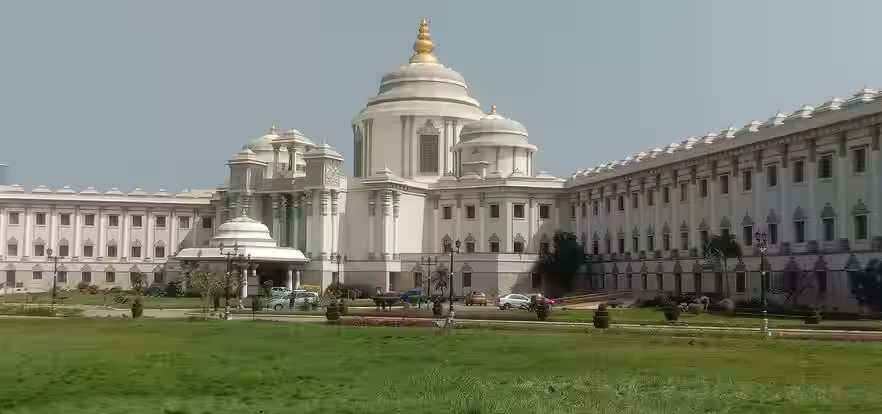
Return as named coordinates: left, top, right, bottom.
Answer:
left=705, top=234, right=742, bottom=297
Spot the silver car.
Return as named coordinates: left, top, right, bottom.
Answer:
left=497, top=293, right=531, bottom=310
left=270, top=291, right=319, bottom=311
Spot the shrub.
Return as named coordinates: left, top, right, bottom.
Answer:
left=113, top=294, right=129, bottom=304
left=593, top=303, right=610, bottom=329
left=687, top=303, right=704, bottom=315
left=342, top=317, right=435, bottom=328
left=76, top=282, right=91, bottom=293
left=0, top=305, right=83, bottom=317
left=653, top=294, right=672, bottom=308
left=664, top=304, right=681, bottom=322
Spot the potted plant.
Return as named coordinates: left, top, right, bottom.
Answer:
left=432, top=298, right=443, bottom=318
left=664, top=303, right=680, bottom=323
left=130, top=272, right=147, bottom=319
left=535, top=299, right=551, bottom=321
left=805, top=307, right=822, bottom=325
left=131, top=296, right=144, bottom=318
left=338, top=298, right=348, bottom=315
left=593, top=303, right=611, bottom=329
left=326, top=300, right=340, bottom=321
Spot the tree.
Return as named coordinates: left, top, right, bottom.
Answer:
left=768, top=268, right=814, bottom=306
left=537, top=231, right=586, bottom=296
left=186, top=271, right=226, bottom=316
left=429, top=268, right=448, bottom=298
left=704, top=234, right=742, bottom=297
left=851, top=259, right=882, bottom=312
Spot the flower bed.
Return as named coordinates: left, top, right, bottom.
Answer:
left=338, top=316, right=436, bottom=328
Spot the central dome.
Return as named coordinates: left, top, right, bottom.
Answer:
left=210, top=214, right=277, bottom=248
left=364, top=20, right=481, bottom=112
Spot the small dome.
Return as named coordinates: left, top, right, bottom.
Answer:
left=211, top=214, right=277, bottom=248
left=246, top=125, right=283, bottom=151
left=460, top=105, right=529, bottom=140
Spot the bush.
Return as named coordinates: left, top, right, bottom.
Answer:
left=593, top=303, right=610, bottom=329
left=0, top=305, right=84, bottom=317
left=76, top=282, right=91, bottom=293
left=687, top=303, right=704, bottom=315
left=664, top=304, right=681, bottom=322
left=113, top=294, right=129, bottom=304
left=341, top=317, right=435, bottom=328
left=164, top=280, right=182, bottom=297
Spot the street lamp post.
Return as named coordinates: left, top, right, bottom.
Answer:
left=442, top=238, right=461, bottom=321
left=755, top=231, right=771, bottom=338
left=330, top=253, right=347, bottom=299
left=219, top=241, right=246, bottom=320
left=46, top=248, right=63, bottom=308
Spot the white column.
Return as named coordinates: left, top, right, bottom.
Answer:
left=709, top=174, right=717, bottom=237
left=23, top=208, right=32, bottom=257
left=292, top=194, right=300, bottom=250
left=653, top=187, right=661, bottom=251
left=392, top=192, right=400, bottom=258
left=295, top=270, right=301, bottom=289
left=271, top=145, right=281, bottom=178
left=170, top=210, right=179, bottom=255
left=779, top=157, right=790, bottom=245
left=381, top=190, right=392, bottom=259
left=527, top=197, right=535, bottom=251
left=872, top=135, right=882, bottom=239
left=478, top=199, right=486, bottom=252
left=807, top=149, right=818, bottom=242
left=574, top=195, right=582, bottom=241
left=553, top=198, right=561, bottom=231
left=368, top=192, right=376, bottom=257
left=754, top=152, right=764, bottom=250
left=271, top=194, right=281, bottom=240
left=145, top=209, right=153, bottom=259
left=73, top=208, right=81, bottom=258
left=432, top=198, right=439, bottom=253
left=689, top=177, right=697, bottom=251
left=49, top=208, right=58, bottom=251
left=836, top=137, right=849, bottom=240
left=332, top=191, right=340, bottom=255
left=286, top=268, right=293, bottom=290
left=97, top=209, right=106, bottom=257
left=305, top=192, right=313, bottom=256
left=121, top=209, right=130, bottom=258
left=670, top=176, right=678, bottom=252
left=0, top=206, right=6, bottom=257
left=624, top=189, right=631, bottom=253
left=505, top=200, right=513, bottom=251
left=731, top=159, right=739, bottom=240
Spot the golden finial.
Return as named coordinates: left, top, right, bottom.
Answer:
left=409, top=19, right=438, bottom=64
left=269, top=124, right=277, bottom=134
left=489, top=105, right=497, bottom=115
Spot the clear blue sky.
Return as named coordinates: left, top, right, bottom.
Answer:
left=2, top=0, right=880, bottom=191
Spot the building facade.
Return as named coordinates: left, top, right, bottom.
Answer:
left=2, top=20, right=881, bottom=310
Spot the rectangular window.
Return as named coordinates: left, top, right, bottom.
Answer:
left=822, top=218, right=835, bottom=241
left=83, top=245, right=94, bottom=257
left=513, top=242, right=524, bottom=253
left=84, top=214, right=95, bottom=226
left=592, top=240, right=599, bottom=255
left=442, top=206, right=452, bottom=220
left=631, top=193, right=639, bottom=209
left=35, top=213, right=46, bottom=226
left=742, top=170, right=753, bottom=192
left=656, top=273, right=663, bottom=290
left=663, top=187, right=671, bottom=203
left=108, top=215, right=119, bottom=227
left=466, top=205, right=476, bottom=219
left=132, top=215, right=143, bottom=228
left=720, top=175, right=729, bottom=194
left=154, top=272, right=165, bottom=284
left=721, top=228, right=731, bottom=238
left=539, top=204, right=550, bottom=219
left=8, top=212, right=19, bottom=225
left=632, top=236, right=639, bottom=252
left=7, top=243, right=18, bottom=256
left=106, top=272, right=116, bottom=284
left=33, top=271, right=42, bottom=280
left=618, top=238, right=625, bottom=253
left=413, top=272, right=422, bottom=287
left=680, top=232, right=689, bottom=251
left=179, top=216, right=191, bottom=229
left=155, top=216, right=167, bottom=228
left=793, top=159, right=805, bottom=183
left=700, top=230, right=709, bottom=248
left=767, top=165, right=778, bottom=188
left=419, top=135, right=439, bottom=173
left=818, top=154, right=833, bottom=179
left=694, top=273, right=702, bottom=293
left=463, top=272, right=472, bottom=288
left=107, top=245, right=117, bottom=258
left=606, top=198, right=612, bottom=213
left=131, top=246, right=141, bottom=258
left=82, top=272, right=92, bottom=283
left=513, top=204, right=525, bottom=219
left=794, top=221, right=806, bottom=243
left=59, top=245, right=69, bottom=257
left=626, top=274, right=632, bottom=290
left=201, top=217, right=213, bottom=229
left=605, top=239, right=611, bottom=253
left=647, top=190, right=655, bottom=206
left=855, top=215, right=869, bottom=240
left=699, top=179, right=708, bottom=198
left=853, top=146, right=867, bottom=173
left=34, top=244, right=45, bottom=257
left=531, top=273, right=541, bottom=289
left=769, top=223, right=778, bottom=245
left=647, top=235, right=655, bottom=252
left=570, top=204, right=576, bottom=219
left=539, top=242, right=550, bottom=254
left=155, top=246, right=166, bottom=258
left=466, top=242, right=476, bottom=253
left=490, top=204, right=500, bottom=218
left=60, top=214, right=71, bottom=226
left=58, top=271, right=67, bottom=283
left=743, top=226, right=753, bottom=246
left=816, top=271, right=827, bottom=295
left=663, top=234, right=671, bottom=251
left=736, top=272, right=746, bottom=293
left=617, top=195, right=624, bottom=211
left=679, top=183, right=688, bottom=201
left=490, top=242, right=500, bottom=253
left=592, top=202, right=598, bottom=215
left=715, top=272, right=723, bottom=293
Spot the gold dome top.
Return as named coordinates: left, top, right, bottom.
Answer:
left=409, top=19, right=438, bottom=64
left=489, top=105, right=497, bottom=115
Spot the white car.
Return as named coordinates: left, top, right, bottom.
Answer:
left=269, top=291, right=319, bottom=311
left=497, top=293, right=531, bottom=310
left=270, top=287, right=293, bottom=298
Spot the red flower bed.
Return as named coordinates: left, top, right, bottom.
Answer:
left=339, top=317, right=436, bottom=328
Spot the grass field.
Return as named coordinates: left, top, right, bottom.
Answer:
left=0, top=319, right=880, bottom=413
left=0, top=291, right=205, bottom=309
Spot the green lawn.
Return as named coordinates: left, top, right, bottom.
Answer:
left=0, top=319, right=881, bottom=413
left=0, top=291, right=205, bottom=309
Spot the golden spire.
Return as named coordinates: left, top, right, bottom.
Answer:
left=409, top=19, right=438, bottom=64
left=489, top=105, right=497, bottom=115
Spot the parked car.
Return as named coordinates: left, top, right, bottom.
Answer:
left=270, top=291, right=319, bottom=311
left=465, top=292, right=488, bottom=306
left=400, top=289, right=425, bottom=303
left=497, top=293, right=531, bottom=310
left=271, top=287, right=293, bottom=298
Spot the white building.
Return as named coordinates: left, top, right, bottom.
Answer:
left=2, top=19, right=881, bottom=310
